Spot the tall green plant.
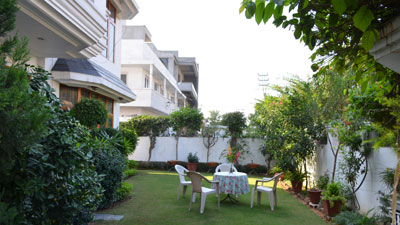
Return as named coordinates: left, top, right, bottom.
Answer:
left=122, top=115, right=170, bottom=162
left=221, top=111, right=247, bottom=148
left=202, top=111, right=220, bottom=163
left=70, top=98, right=108, bottom=129
left=170, top=107, right=203, bottom=161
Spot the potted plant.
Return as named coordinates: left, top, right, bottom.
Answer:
left=248, top=160, right=260, bottom=169
left=288, top=170, right=307, bottom=193
left=187, top=152, right=199, bottom=171
left=321, top=182, right=346, bottom=217
left=271, top=166, right=285, bottom=180
left=308, top=174, right=329, bottom=205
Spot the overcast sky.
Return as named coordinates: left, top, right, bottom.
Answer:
left=127, top=0, right=314, bottom=117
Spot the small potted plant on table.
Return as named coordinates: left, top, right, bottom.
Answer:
left=322, top=182, right=346, bottom=217
left=308, top=174, right=329, bottom=206
left=187, top=152, right=199, bottom=171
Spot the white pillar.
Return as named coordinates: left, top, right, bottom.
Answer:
left=149, top=64, right=154, bottom=89
left=183, top=99, right=186, bottom=107
left=163, top=78, right=167, bottom=97
left=174, top=89, right=178, bottom=104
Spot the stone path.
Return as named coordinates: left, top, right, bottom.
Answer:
left=93, top=214, right=124, bottom=221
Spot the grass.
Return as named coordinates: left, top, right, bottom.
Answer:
left=93, top=170, right=326, bottom=225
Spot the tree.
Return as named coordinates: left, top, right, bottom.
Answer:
left=202, top=111, right=220, bottom=163
left=122, top=115, right=170, bottom=163
left=241, top=1, right=400, bottom=221
left=169, top=107, right=203, bottom=161
left=221, top=111, right=247, bottom=148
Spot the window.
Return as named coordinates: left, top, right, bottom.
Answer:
left=102, top=0, right=117, bottom=62
left=159, top=58, right=168, bottom=68
left=144, top=76, right=149, bottom=88
left=59, top=85, right=114, bottom=127
left=121, top=74, right=127, bottom=84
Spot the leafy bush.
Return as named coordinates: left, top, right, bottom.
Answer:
left=116, top=182, right=133, bottom=201
left=170, top=107, right=203, bottom=137
left=322, top=182, right=346, bottom=207
left=92, top=127, right=135, bottom=156
left=70, top=98, right=108, bottom=128
left=316, top=174, right=330, bottom=190
left=187, top=152, right=199, bottom=163
left=121, top=128, right=138, bottom=153
left=221, top=111, right=247, bottom=137
left=94, top=138, right=126, bottom=209
left=333, top=210, right=378, bottom=225
left=127, top=160, right=138, bottom=169
left=124, top=169, right=137, bottom=178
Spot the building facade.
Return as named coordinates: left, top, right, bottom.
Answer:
left=120, top=26, right=199, bottom=121
left=15, top=0, right=139, bottom=127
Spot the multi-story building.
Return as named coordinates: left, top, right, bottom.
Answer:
left=120, top=26, right=199, bottom=120
left=15, top=0, right=139, bottom=127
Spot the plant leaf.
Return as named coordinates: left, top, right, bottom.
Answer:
left=255, top=1, right=265, bottom=24
left=332, top=0, right=347, bottom=15
left=245, top=2, right=256, bottom=19
left=361, top=30, right=377, bottom=51
left=353, top=6, right=374, bottom=32
left=263, top=2, right=275, bottom=23
left=273, top=5, right=283, bottom=20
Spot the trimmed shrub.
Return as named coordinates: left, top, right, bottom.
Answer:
left=124, top=168, right=137, bottom=178
left=127, top=160, right=138, bottom=169
left=116, top=182, right=133, bottom=201
left=170, top=107, right=203, bottom=137
left=70, top=98, right=108, bottom=128
left=93, top=138, right=126, bottom=209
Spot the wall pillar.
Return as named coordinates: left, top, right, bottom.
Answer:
left=163, top=78, right=167, bottom=97
left=149, top=64, right=154, bottom=89
left=174, top=89, right=178, bottom=104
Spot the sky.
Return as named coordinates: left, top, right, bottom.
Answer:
left=127, top=0, right=314, bottom=117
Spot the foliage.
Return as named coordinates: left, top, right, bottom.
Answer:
left=0, top=201, right=22, bottom=225
left=333, top=210, right=378, bottom=225
left=170, top=107, right=204, bottom=137
left=322, top=182, right=346, bottom=208
left=202, top=111, right=220, bottom=163
left=122, top=115, right=170, bottom=162
left=93, top=138, right=126, bottom=209
left=127, top=160, right=138, bottom=169
left=253, top=79, right=323, bottom=183
left=121, top=128, right=138, bottom=153
left=221, top=111, right=247, bottom=146
left=116, top=182, right=133, bottom=202
left=316, top=175, right=330, bottom=191
left=70, top=98, right=108, bottom=129
left=170, top=107, right=203, bottom=160
left=187, top=152, right=199, bottom=163
left=240, top=0, right=400, bottom=83
left=287, top=170, right=307, bottom=182
left=92, top=127, right=135, bottom=157
left=124, top=169, right=137, bottom=178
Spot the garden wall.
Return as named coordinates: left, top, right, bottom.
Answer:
left=129, top=137, right=266, bottom=166
left=313, top=132, right=397, bottom=214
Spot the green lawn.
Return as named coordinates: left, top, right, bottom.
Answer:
left=93, top=170, right=326, bottom=225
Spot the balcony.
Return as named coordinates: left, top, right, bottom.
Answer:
left=16, top=0, right=107, bottom=58
left=121, top=89, right=179, bottom=115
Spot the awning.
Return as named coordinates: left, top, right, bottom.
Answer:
left=51, top=58, right=136, bottom=103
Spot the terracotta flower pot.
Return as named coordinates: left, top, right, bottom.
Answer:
left=207, top=162, right=218, bottom=167
left=322, top=199, right=342, bottom=217
left=167, top=160, right=178, bottom=166
left=275, top=172, right=284, bottom=180
left=187, top=162, right=198, bottom=171
left=308, top=189, right=322, bottom=205
left=291, top=180, right=303, bottom=193
left=248, top=163, right=260, bottom=169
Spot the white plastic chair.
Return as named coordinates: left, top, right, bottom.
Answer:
left=215, top=163, right=238, bottom=173
left=250, top=172, right=283, bottom=211
left=187, top=171, right=220, bottom=214
left=175, top=165, right=191, bottom=200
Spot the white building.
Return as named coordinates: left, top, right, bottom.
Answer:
left=15, top=0, right=139, bottom=128
left=120, top=26, right=199, bottom=120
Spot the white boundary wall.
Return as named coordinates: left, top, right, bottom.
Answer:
left=129, top=137, right=266, bottom=165
left=313, top=132, right=397, bottom=214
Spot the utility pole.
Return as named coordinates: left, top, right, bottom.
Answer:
left=258, top=73, right=269, bottom=96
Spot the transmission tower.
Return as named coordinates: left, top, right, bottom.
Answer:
left=258, top=73, right=269, bottom=96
